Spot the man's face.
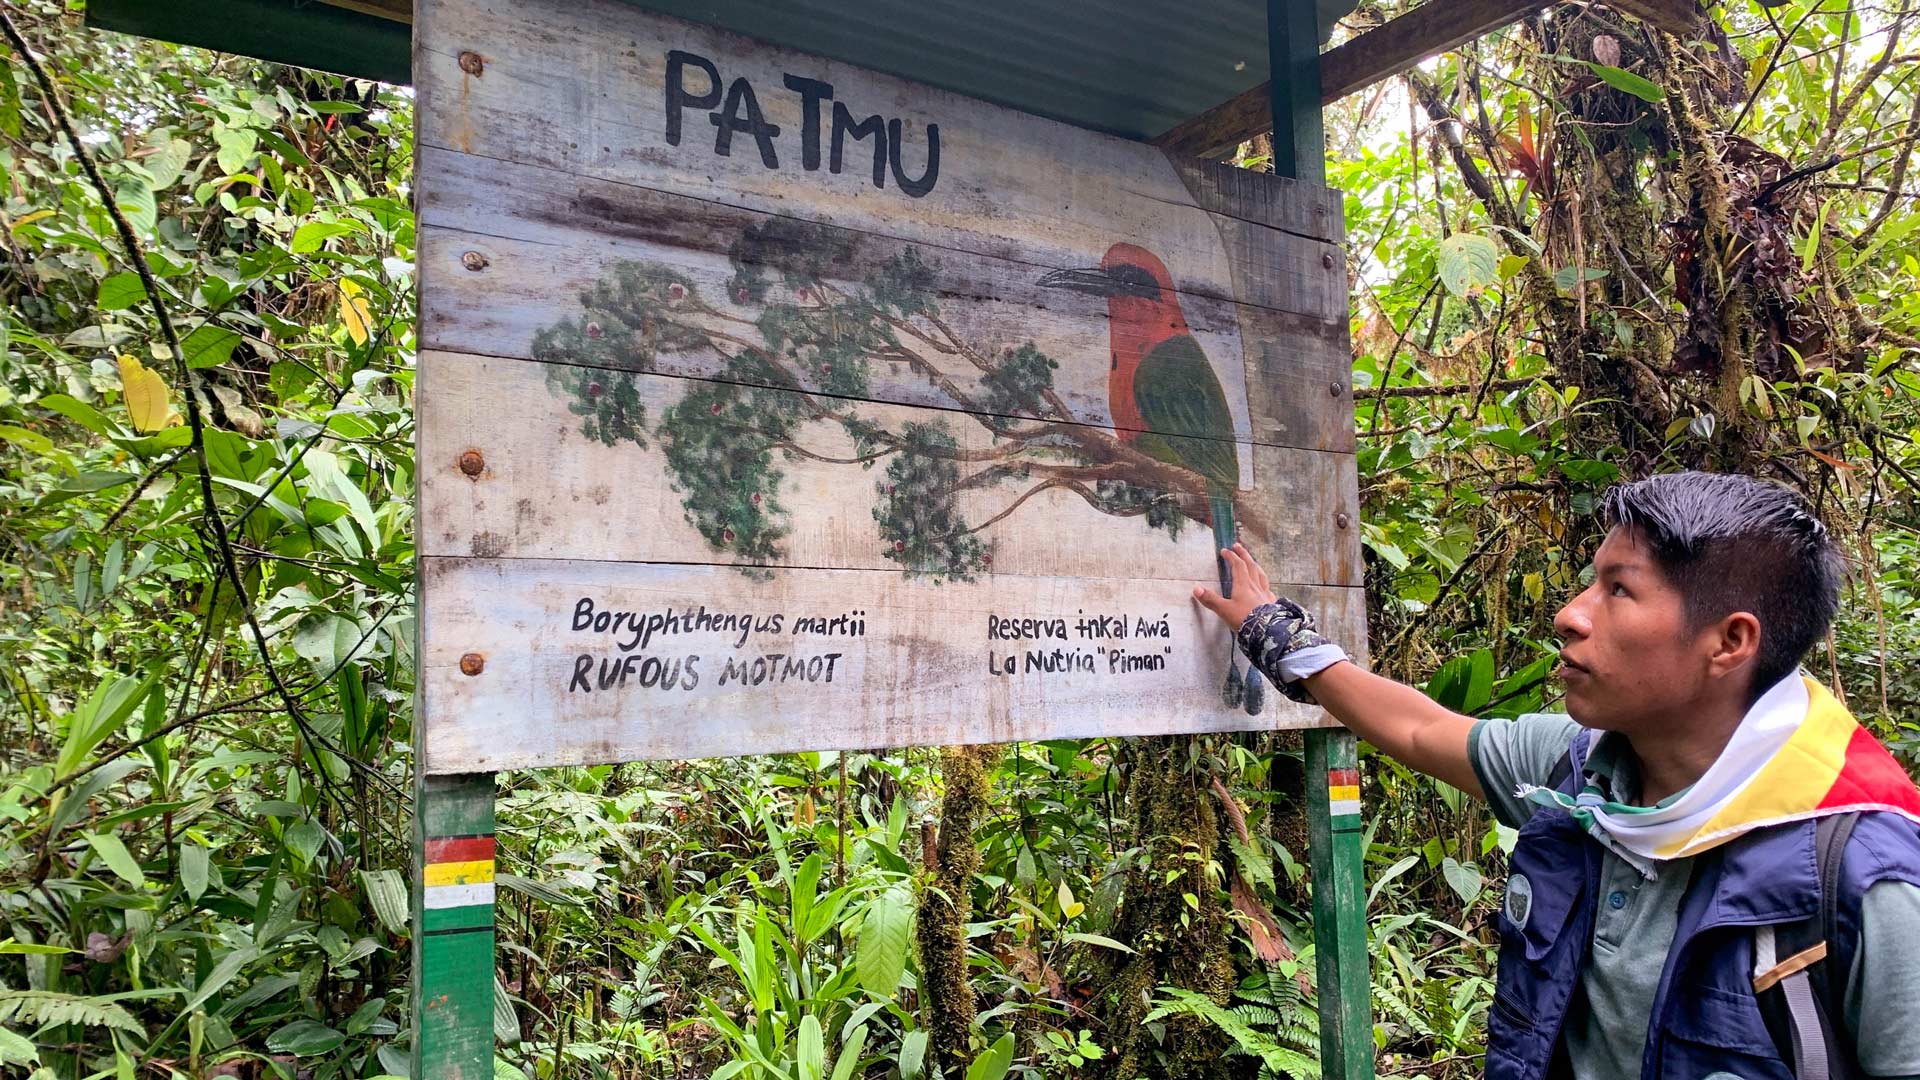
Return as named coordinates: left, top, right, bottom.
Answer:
left=1552, top=527, right=1708, bottom=732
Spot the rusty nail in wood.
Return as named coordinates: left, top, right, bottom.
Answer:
left=458, top=51, right=484, bottom=76
left=459, top=653, right=486, bottom=676
left=1335, top=512, right=1351, bottom=529
left=461, top=250, right=490, bottom=272
left=458, top=449, right=485, bottom=477
left=1322, top=251, right=1336, bottom=269
left=1329, top=381, right=1344, bottom=397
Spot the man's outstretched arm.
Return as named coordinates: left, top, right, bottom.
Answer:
left=1195, top=543, right=1485, bottom=799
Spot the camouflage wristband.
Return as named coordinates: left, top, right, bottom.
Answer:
left=1236, top=599, right=1336, bottom=704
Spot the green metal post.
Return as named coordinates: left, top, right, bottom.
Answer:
left=1267, top=0, right=1327, bottom=185
left=1271, top=0, right=1370, bottom=1075
left=411, top=772, right=497, bottom=1080
left=1305, top=730, right=1374, bottom=1080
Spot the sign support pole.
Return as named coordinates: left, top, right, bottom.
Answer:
left=1268, top=1, right=1374, bottom=1076
left=410, top=771, right=498, bottom=1080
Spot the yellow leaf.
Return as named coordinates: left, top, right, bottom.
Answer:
left=10, top=209, right=55, bottom=230
left=338, top=279, right=372, bottom=346
left=1058, top=880, right=1084, bottom=920
left=117, top=354, right=175, bottom=432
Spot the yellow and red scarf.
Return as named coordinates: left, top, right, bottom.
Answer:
left=1522, top=676, right=1920, bottom=875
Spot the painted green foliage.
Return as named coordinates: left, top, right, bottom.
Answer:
left=532, top=219, right=1195, bottom=581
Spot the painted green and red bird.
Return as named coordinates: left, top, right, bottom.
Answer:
left=1040, top=242, right=1265, bottom=714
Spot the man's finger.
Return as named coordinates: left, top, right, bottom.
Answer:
left=1235, top=542, right=1270, bottom=593
left=1192, top=585, right=1231, bottom=622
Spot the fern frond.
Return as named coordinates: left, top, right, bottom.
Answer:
left=0, top=990, right=143, bottom=1034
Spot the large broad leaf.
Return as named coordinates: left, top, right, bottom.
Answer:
left=856, top=885, right=913, bottom=998
left=114, top=176, right=156, bottom=234
left=338, top=279, right=373, bottom=345
left=1585, top=62, right=1665, bottom=102
left=292, top=220, right=359, bottom=254
left=266, top=1018, right=345, bottom=1056
left=97, top=272, right=147, bottom=311
left=182, top=324, right=242, bottom=369
left=181, top=842, right=210, bottom=901
left=493, top=977, right=520, bottom=1045
left=964, top=1033, right=1016, bottom=1080
left=182, top=945, right=259, bottom=1013
left=1435, top=233, right=1500, bottom=297
left=116, top=355, right=174, bottom=432
left=1442, top=857, right=1485, bottom=904
left=898, top=1031, right=928, bottom=1080
left=360, top=869, right=410, bottom=934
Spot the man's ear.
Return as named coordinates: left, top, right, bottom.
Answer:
left=1705, top=611, right=1763, bottom=681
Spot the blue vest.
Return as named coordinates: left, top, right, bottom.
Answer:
left=1486, top=731, right=1920, bottom=1080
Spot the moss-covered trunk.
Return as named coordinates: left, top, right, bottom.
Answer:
left=918, top=744, right=994, bottom=1080
left=1087, top=735, right=1237, bottom=1079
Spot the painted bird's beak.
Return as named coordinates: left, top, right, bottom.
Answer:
left=1037, top=266, right=1120, bottom=296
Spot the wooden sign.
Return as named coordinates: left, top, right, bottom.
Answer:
left=414, top=0, right=1365, bottom=772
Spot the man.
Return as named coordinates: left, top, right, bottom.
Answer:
left=1193, top=471, right=1920, bottom=1080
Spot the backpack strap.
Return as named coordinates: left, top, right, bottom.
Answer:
left=1754, top=812, right=1862, bottom=1080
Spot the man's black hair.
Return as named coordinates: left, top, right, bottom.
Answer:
left=1599, top=470, right=1845, bottom=701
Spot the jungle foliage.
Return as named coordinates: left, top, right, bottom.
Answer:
left=0, top=0, right=1916, bottom=1077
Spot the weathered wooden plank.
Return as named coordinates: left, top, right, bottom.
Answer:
left=415, top=351, right=1363, bottom=587
left=1152, top=0, right=1552, bottom=158
left=418, top=556, right=1364, bottom=771
left=416, top=148, right=1354, bottom=456
left=411, top=0, right=1344, bottom=318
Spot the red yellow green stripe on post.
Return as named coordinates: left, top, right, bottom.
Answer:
left=422, top=835, right=494, bottom=934
left=1327, top=767, right=1361, bottom=822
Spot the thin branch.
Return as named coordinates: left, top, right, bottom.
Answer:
left=1358, top=375, right=1553, bottom=399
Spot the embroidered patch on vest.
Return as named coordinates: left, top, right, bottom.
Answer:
left=1505, top=873, right=1533, bottom=929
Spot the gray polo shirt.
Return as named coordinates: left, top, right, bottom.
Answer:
left=1469, top=713, right=1920, bottom=1079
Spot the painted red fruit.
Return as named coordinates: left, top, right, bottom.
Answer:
left=894, top=540, right=906, bottom=553
left=710, top=402, right=723, bottom=415
left=666, top=282, right=685, bottom=300
left=586, top=382, right=603, bottom=398
left=585, top=321, right=603, bottom=339
left=751, top=492, right=761, bottom=505
left=734, top=287, right=749, bottom=303
left=723, top=528, right=735, bottom=543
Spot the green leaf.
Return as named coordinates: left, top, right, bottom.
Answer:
left=1435, top=233, right=1499, bottom=297
left=0, top=424, right=53, bottom=453
left=830, top=1024, right=869, bottom=1080
left=267, top=1018, right=345, bottom=1056
left=0, top=1025, right=37, bottom=1067
left=0, top=939, right=74, bottom=955
left=284, top=819, right=324, bottom=866
left=1585, top=62, right=1665, bottom=102
left=1552, top=264, right=1609, bottom=291
left=965, top=1033, right=1016, bottom=1080
left=213, top=127, right=257, bottom=175
left=39, top=394, right=116, bottom=437
left=291, top=221, right=358, bottom=254
left=183, top=946, right=259, bottom=1013
left=493, top=977, right=520, bottom=1044
left=856, top=885, right=913, bottom=998
left=1441, top=857, right=1484, bottom=903
left=360, top=869, right=410, bottom=934
left=182, top=324, right=243, bottom=369
left=182, top=842, right=210, bottom=901
left=97, top=272, right=148, bottom=311
left=114, top=176, right=157, bottom=233
left=899, top=1031, right=928, bottom=1079
left=798, top=1014, right=825, bottom=1080
left=84, top=832, right=145, bottom=889
left=1063, top=932, right=1137, bottom=954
